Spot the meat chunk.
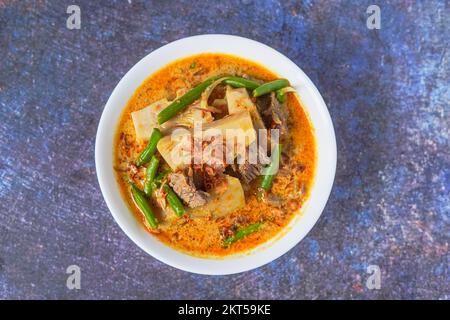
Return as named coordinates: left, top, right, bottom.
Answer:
left=233, top=143, right=271, bottom=184
left=168, top=172, right=209, bottom=208
left=256, top=92, right=288, bottom=136
left=219, top=225, right=236, bottom=241
left=191, top=163, right=226, bottom=192
left=235, top=162, right=261, bottom=184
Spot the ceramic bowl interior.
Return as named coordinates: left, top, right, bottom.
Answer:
left=95, top=34, right=336, bottom=275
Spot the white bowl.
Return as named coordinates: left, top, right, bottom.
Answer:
left=95, top=34, right=336, bottom=275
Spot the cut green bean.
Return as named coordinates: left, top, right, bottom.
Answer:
left=276, top=89, right=287, bottom=103
left=130, top=183, right=158, bottom=229
left=223, top=222, right=263, bottom=246
left=149, top=169, right=170, bottom=192
left=276, top=86, right=297, bottom=103
left=135, top=128, right=162, bottom=167
left=253, top=79, right=290, bottom=97
left=157, top=75, right=222, bottom=124
left=223, top=77, right=260, bottom=90
left=150, top=169, right=185, bottom=217
left=163, top=184, right=185, bottom=217
left=259, top=143, right=282, bottom=191
left=154, top=169, right=171, bottom=184
left=143, top=156, right=159, bottom=195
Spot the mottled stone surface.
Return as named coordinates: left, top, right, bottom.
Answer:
left=0, top=0, right=448, bottom=299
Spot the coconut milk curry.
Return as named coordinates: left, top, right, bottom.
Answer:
left=114, top=53, right=316, bottom=257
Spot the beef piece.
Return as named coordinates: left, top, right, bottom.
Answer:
left=256, top=92, right=288, bottom=136
left=191, top=135, right=228, bottom=191
left=236, top=162, right=260, bottom=184
left=168, top=172, right=209, bottom=208
left=204, top=166, right=226, bottom=191
left=233, top=143, right=271, bottom=184
left=191, top=164, right=226, bottom=192
left=219, top=225, right=237, bottom=241
left=190, top=164, right=206, bottom=190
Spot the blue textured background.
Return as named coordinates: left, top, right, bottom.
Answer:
left=0, top=0, right=449, bottom=299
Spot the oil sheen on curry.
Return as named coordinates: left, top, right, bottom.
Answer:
left=114, top=53, right=316, bottom=257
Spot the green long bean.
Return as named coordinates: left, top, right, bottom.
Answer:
left=223, top=222, right=263, bottom=246
left=276, top=89, right=287, bottom=103
left=253, top=79, right=289, bottom=97
left=135, top=128, right=162, bottom=167
left=276, top=86, right=297, bottom=103
left=162, top=184, right=185, bottom=217
left=130, top=183, right=158, bottom=229
left=154, top=169, right=171, bottom=184
left=143, top=156, right=159, bottom=195
left=223, top=76, right=260, bottom=90
left=150, top=169, right=185, bottom=217
left=259, top=143, right=282, bottom=191
left=157, top=75, right=222, bottom=124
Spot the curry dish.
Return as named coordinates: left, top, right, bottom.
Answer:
left=114, top=53, right=316, bottom=257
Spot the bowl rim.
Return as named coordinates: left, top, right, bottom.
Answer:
left=95, top=34, right=336, bottom=275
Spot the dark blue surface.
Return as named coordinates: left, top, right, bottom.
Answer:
left=0, top=0, right=449, bottom=299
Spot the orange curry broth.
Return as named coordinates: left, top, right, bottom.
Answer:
left=114, top=53, right=316, bottom=257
